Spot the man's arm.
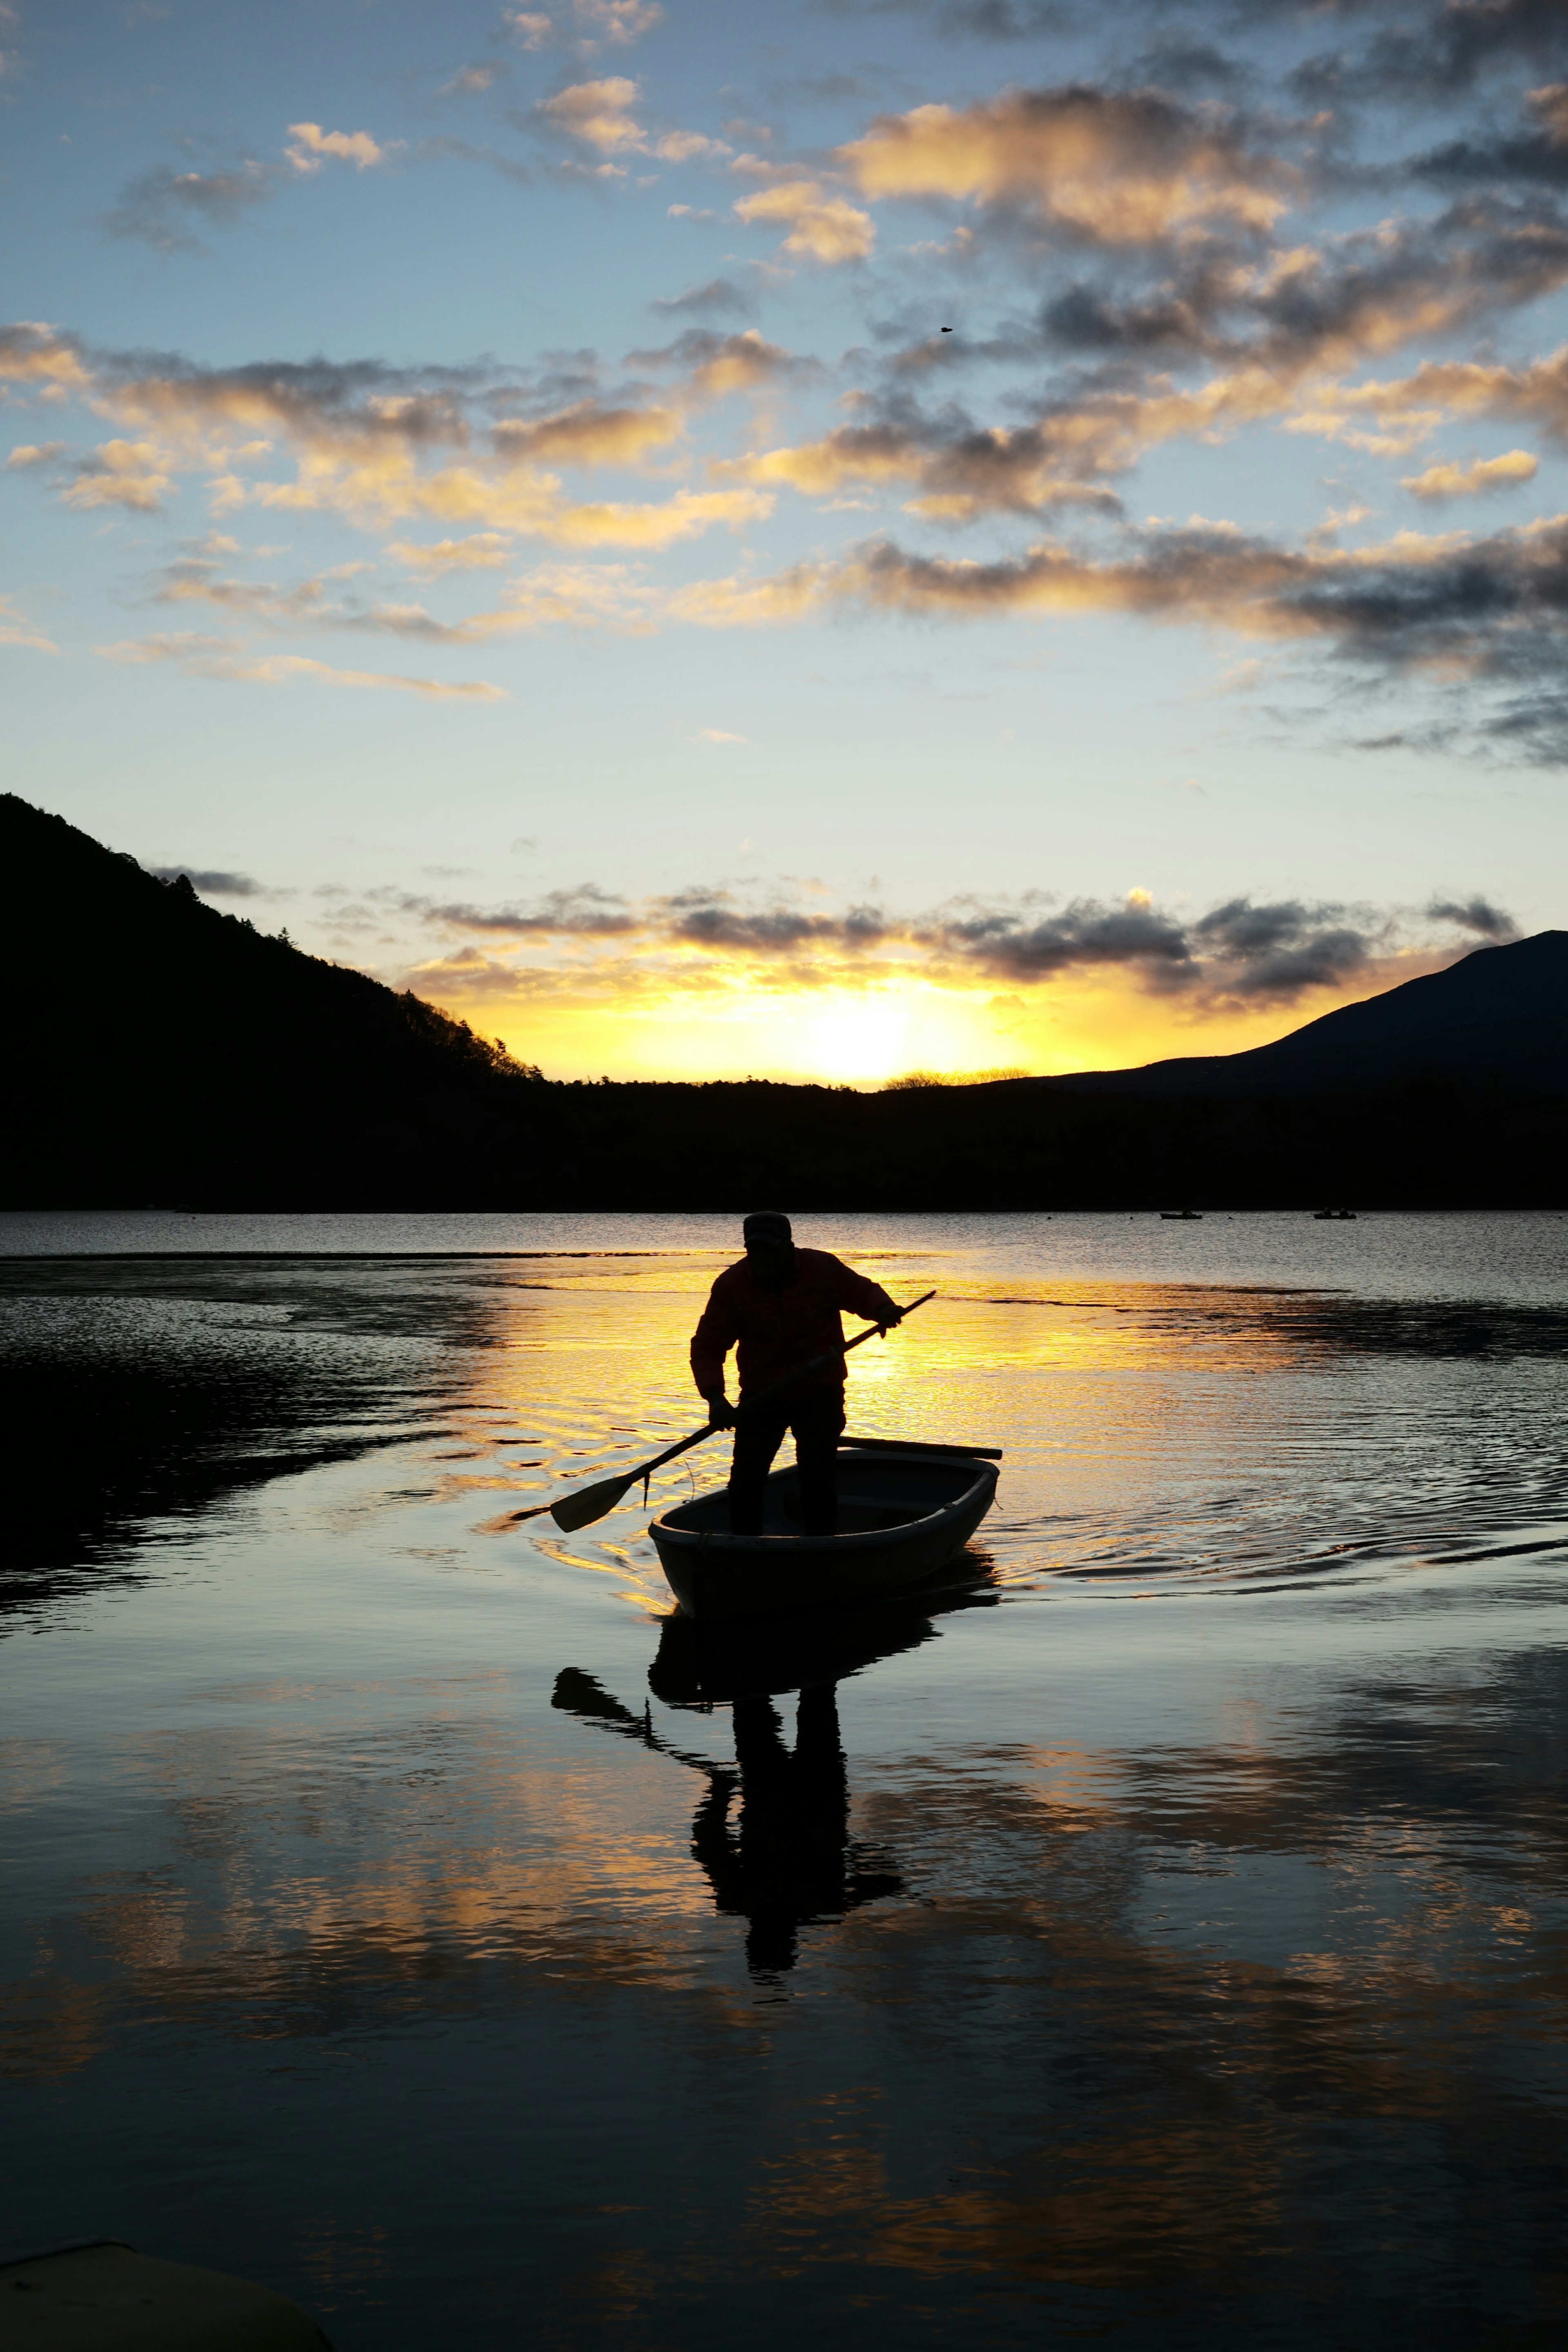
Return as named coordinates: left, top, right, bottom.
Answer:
left=822, top=1254, right=904, bottom=1329
left=690, top=1276, right=742, bottom=1423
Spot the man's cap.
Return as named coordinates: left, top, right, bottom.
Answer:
left=743, top=1210, right=792, bottom=1247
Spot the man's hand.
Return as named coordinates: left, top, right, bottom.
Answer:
left=703, top=1392, right=738, bottom=1428
left=878, top=1304, right=905, bottom=1333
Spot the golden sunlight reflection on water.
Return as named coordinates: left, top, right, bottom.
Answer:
left=3, top=1215, right=1568, bottom=2349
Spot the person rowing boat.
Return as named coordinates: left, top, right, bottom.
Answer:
left=690, top=1211, right=904, bottom=1538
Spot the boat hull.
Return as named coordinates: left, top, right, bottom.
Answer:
left=649, top=1446, right=999, bottom=1624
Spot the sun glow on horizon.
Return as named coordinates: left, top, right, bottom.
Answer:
left=423, top=960, right=1426, bottom=1087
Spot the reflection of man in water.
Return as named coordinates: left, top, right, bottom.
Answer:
left=690, top=1211, right=903, bottom=1537
left=551, top=1666, right=903, bottom=1979
left=691, top=1685, right=901, bottom=1976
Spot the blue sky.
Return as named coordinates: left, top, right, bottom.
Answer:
left=5, top=0, right=1568, bottom=1080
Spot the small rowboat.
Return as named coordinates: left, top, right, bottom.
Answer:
left=648, top=1437, right=1000, bottom=1623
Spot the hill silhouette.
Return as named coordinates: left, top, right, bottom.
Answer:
left=2, top=793, right=547, bottom=1208
left=1044, top=932, right=1568, bottom=1098
left=3, top=794, right=1564, bottom=1210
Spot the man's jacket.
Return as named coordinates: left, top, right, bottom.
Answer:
left=690, top=1250, right=900, bottom=1403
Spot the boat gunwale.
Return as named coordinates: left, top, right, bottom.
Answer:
left=650, top=1449, right=998, bottom=1557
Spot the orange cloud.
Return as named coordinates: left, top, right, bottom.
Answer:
left=285, top=122, right=390, bottom=172
left=492, top=400, right=682, bottom=465
left=840, top=88, right=1292, bottom=244
left=734, top=180, right=875, bottom=263
left=0, top=594, right=58, bottom=653
left=541, top=77, right=644, bottom=152
left=99, top=634, right=506, bottom=698
left=386, top=533, right=514, bottom=575
left=1401, top=449, right=1538, bottom=501
left=0, top=321, right=92, bottom=394
left=61, top=437, right=173, bottom=511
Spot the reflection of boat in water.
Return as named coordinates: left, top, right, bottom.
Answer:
left=650, top=1595, right=941, bottom=1705
left=1314, top=1207, right=1358, bottom=1220
left=554, top=1578, right=991, bottom=1976
left=648, top=1440, right=1000, bottom=1623
left=1160, top=1209, right=1203, bottom=1221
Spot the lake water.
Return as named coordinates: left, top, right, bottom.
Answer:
left=3, top=1210, right=1568, bottom=2348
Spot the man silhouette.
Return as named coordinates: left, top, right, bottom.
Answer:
left=690, top=1211, right=902, bottom=1537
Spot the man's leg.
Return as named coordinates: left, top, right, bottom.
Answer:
left=728, top=1406, right=787, bottom=1536
left=792, top=1388, right=846, bottom=1537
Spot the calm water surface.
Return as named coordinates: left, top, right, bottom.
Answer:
left=2, top=1211, right=1567, bottom=2347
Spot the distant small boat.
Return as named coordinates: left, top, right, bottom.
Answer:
left=648, top=1439, right=1000, bottom=1623
left=1313, top=1208, right=1358, bottom=1220
left=1160, top=1209, right=1202, bottom=1221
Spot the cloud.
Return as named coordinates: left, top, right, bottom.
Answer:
left=491, top=396, right=682, bottom=463
left=1425, top=895, right=1521, bottom=940
left=650, top=276, right=752, bottom=316
left=1412, top=80, right=1568, bottom=188
left=764, top=511, right=1568, bottom=760
left=653, top=131, right=730, bottom=162
left=734, top=180, right=876, bottom=262
left=0, top=321, right=92, bottom=392
left=1401, top=449, right=1538, bottom=500
left=148, top=866, right=263, bottom=895
left=723, top=416, right=1123, bottom=520
left=0, top=594, right=58, bottom=653
left=539, top=77, right=644, bottom=151
left=285, top=123, right=390, bottom=174
left=394, top=876, right=1515, bottom=1010
left=104, top=160, right=278, bottom=252
left=508, top=11, right=554, bottom=48
left=629, top=325, right=812, bottom=397
left=439, top=65, right=499, bottom=96
left=61, top=438, right=173, bottom=511
left=519, top=484, right=773, bottom=546
left=1294, top=0, right=1568, bottom=100
left=695, top=726, right=745, bottom=742
left=573, top=0, right=662, bottom=45
left=99, top=633, right=507, bottom=699
left=386, top=533, right=514, bottom=574
left=839, top=85, right=1294, bottom=245
left=0, top=330, right=792, bottom=543
left=414, top=882, right=639, bottom=933
left=6, top=440, right=67, bottom=467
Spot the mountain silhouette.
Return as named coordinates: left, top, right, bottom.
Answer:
left=1042, top=933, right=1568, bottom=1099
left=2, top=793, right=546, bottom=1208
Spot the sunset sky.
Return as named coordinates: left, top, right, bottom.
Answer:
left=5, top=0, right=1568, bottom=1082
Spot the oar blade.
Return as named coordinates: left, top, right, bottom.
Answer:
left=551, top=1472, right=635, bottom=1533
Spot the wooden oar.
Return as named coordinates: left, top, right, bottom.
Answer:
left=519, top=1289, right=937, bottom=1534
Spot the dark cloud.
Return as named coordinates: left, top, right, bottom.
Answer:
left=148, top=866, right=263, bottom=896
left=1292, top=0, right=1568, bottom=101
left=1411, top=84, right=1568, bottom=187
left=659, top=889, right=891, bottom=951
left=417, top=885, right=638, bottom=935
left=935, top=897, right=1196, bottom=978
left=1425, top=895, right=1521, bottom=938
left=1126, top=40, right=1252, bottom=95
left=401, top=876, right=1512, bottom=1007
left=827, top=510, right=1568, bottom=761
left=623, top=327, right=817, bottom=388
left=849, top=198, right=1568, bottom=517
left=823, top=0, right=1073, bottom=34
left=650, top=278, right=753, bottom=317
left=103, top=163, right=278, bottom=254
